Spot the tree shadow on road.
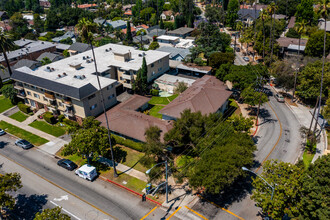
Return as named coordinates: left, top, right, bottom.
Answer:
left=199, top=176, right=254, bottom=209
left=11, top=194, right=48, bottom=219
left=0, top=141, right=9, bottom=149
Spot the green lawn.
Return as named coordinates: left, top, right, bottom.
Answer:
left=29, top=121, right=66, bottom=137
left=0, top=96, right=14, bottom=113
left=9, top=111, right=29, bottom=122
left=148, top=94, right=178, bottom=105
left=303, top=150, right=315, bottom=168
left=149, top=105, right=165, bottom=119
left=116, top=145, right=151, bottom=173
left=0, top=121, right=48, bottom=146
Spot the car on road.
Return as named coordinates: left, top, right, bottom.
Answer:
left=0, top=129, right=6, bottom=136
left=275, top=93, right=285, bottom=102
left=243, top=57, right=249, bottom=62
left=57, top=159, right=78, bottom=171
left=75, top=164, right=97, bottom=181
left=15, top=139, right=34, bottom=149
left=235, top=47, right=240, bottom=52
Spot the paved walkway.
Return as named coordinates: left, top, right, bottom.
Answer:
left=21, top=109, right=45, bottom=125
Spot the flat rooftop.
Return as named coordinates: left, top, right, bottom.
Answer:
left=155, top=74, right=196, bottom=87
left=157, top=35, right=180, bottom=41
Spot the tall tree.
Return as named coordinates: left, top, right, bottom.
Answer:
left=159, top=17, right=164, bottom=29
left=34, top=207, right=71, bottom=220
left=0, top=31, right=15, bottom=76
left=133, top=57, right=148, bottom=95
left=295, top=0, right=315, bottom=24
left=0, top=173, right=22, bottom=212
left=294, top=20, right=307, bottom=57
left=251, top=160, right=304, bottom=219
left=76, top=18, right=97, bottom=43
left=305, top=30, right=330, bottom=58
left=226, top=0, right=239, bottom=28
left=125, top=21, right=133, bottom=43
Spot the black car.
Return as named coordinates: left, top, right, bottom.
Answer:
left=15, top=139, right=33, bottom=149
left=57, top=159, right=78, bottom=171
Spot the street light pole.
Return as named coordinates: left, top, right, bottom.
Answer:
left=242, top=167, right=275, bottom=200
left=146, top=160, right=169, bottom=203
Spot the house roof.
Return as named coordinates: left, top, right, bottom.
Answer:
left=77, top=4, right=97, bottom=9
left=177, top=63, right=212, bottom=74
left=288, top=16, right=296, bottom=29
left=147, top=29, right=167, bottom=38
left=156, top=46, right=190, bottom=59
left=133, top=35, right=150, bottom=43
left=68, top=42, right=91, bottom=53
left=52, top=31, right=75, bottom=42
left=0, top=11, right=7, bottom=17
left=96, top=95, right=173, bottom=142
left=277, top=37, right=308, bottom=48
left=122, top=27, right=136, bottom=34
left=158, top=75, right=232, bottom=119
left=162, top=10, right=174, bottom=16
left=36, top=52, right=62, bottom=62
left=14, top=39, right=35, bottom=47
left=167, top=27, right=194, bottom=36
left=274, top=14, right=286, bottom=20
left=13, top=59, right=39, bottom=70
left=319, top=20, right=330, bottom=32
left=137, top=24, right=149, bottom=29
left=155, top=74, right=196, bottom=87
left=108, top=20, right=127, bottom=29
left=238, top=9, right=260, bottom=20
left=287, top=44, right=306, bottom=51
left=124, top=10, right=132, bottom=16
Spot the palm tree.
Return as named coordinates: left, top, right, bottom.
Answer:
left=259, top=9, right=268, bottom=58
left=313, top=0, right=330, bottom=133
left=77, top=19, right=119, bottom=177
left=0, top=31, right=15, bottom=76
left=267, top=2, right=277, bottom=64
left=292, top=20, right=307, bottom=101
left=0, top=64, right=5, bottom=89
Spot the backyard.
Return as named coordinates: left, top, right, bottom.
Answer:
left=147, top=94, right=178, bottom=118
left=9, top=111, right=29, bottom=122
left=0, top=96, right=14, bottom=113
left=0, top=121, right=48, bottom=146
left=29, top=120, right=66, bottom=137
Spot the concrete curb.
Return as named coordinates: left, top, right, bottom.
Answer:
left=252, top=119, right=259, bottom=136
left=98, top=176, right=162, bottom=206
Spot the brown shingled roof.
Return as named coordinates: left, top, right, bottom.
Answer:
left=96, top=95, right=173, bottom=142
left=288, top=16, right=296, bottom=29
left=277, top=37, right=308, bottom=48
left=158, top=76, right=232, bottom=119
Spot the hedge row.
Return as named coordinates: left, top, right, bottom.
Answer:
left=18, top=103, right=30, bottom=114
left=113, top=134, right=144, bottom=152
left=150, top=89, right=159, bottom=96
left=43, top=112, right=56, bottom=124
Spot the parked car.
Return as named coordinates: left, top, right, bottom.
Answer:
left=15, top=139, right=33, bottom=149
left=0, top=129, right=6, bottom=136
left=57, top=159, right=78, bottom=171
left=75, top=164, right=97, bottom=181
left=243, top=57, right=249, bottom=62
left=235, top=47, right=240, bottom=52
left=275, top=93, right=285, bottom=102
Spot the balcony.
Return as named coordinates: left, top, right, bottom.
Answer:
left=14, top=83, right=24, bottom=90
left=123, top=83, right=132, bottom=89
left=63, top=97, right=72, bottom=107
left=64, top=110, right=74, bottom=116
left=47, top=105, right=57, bottom=111
left=16, top=90, right=26, bottom=98
left=44, top=91, right=55, bottom=100
left=122, top=73, right=133, bottom=80
left=49, top=100, right=57, bottom=106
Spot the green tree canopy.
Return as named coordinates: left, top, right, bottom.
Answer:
left=41, top=57, right=52, bottom=66
left=226, top=0, right=239, bottom=28
left=34, top=207, right=71, bottom=220
left=133, top=57, right=148, bottom=95
left=1, top=84, right=17, bottom=104
left=295, top=0, right=316, bottom=24
left=208, top=52, right=235, bottom=71
left=0, top=173, right=22, bottom=211
left=125, top=21, right=133, bottom=43
left=305, top=30, right=330, bottom=58
left=241, top=86, right=268, bottom=107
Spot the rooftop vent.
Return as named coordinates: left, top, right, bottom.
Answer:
left=73, top=75, right=77, bottom=78
left=83, top=56, right=86, bottom=60
left=86, top=60, right=90, bottom=63
left=82, top=75, right=86, bottom=79
left=109, top=48, right=112, bottom=50
left=105, top=49, right=109, bottom=52
left=51, top=68, right=55, bottom=71
left=47, top=66, right=50, bottom=69
left=58, top=74, right=62, bottom=78
left=138, top=54, right=142, bottom=57
left=62, top=72, right=67, bottom=76
left=91, top=59, right=94, bottom=62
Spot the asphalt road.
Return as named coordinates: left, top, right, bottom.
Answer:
left=190, top=89, right=303, bottom=220
left=0, top=134, right=185, bottom=220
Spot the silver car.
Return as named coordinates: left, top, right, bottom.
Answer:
left=0, top=129, right=5, bottom=136
left=15, top=139, right=34, bottom=150
left=275, top=93, right=285, bottom=103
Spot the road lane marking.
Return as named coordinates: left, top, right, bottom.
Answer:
left=166, top=206, right=182, bottom=220
left=54, top=195, right=69, bottom=201
left=50, top=201, right=81, bottom=220
left=198, top=195, right=245, bottom=220
left=184, top=206, right=208, bottom=220
left=0, top=152, right=118, bottom=220
left=256, top=101, right=283, bottom=173
left=140, top=206, right=158, bottom=220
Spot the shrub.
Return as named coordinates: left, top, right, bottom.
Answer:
left=43, top=112, right=56, bottom=124
left=18, top=103, right=30, bottom=114
left=113, top=134, right=144, bottom=152
left=150, top=89, right=159, bottom=96
left=63, top=118, right=80, bottom=128
left=58, top=115, right=65, bottom=122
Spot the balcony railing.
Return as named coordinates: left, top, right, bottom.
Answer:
left=14, top=83, right=24, bottom=90
left=16, top=91, right=26, bottom=98
left=64, top=110, right=74, bottom=116
left=44, top=92, right=55, bottom=100
left=122, top=73, right=133, bottom=80
left=123, top=83, right=132, bottom=89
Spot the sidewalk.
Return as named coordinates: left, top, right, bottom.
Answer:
left=269, top=85, right=327, bottom=162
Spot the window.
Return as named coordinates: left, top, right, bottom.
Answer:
left=107, top=85, right=113, bottom=90
left=43, top=96, right=47, bottom=101
left=27, top=91, right=31, bottom=95
left=88, top=94, right=96, bottom=100
left=158, top=67, right=162, bottom=72
left=108, top=94, right=114, bottom=100
left=34, top=93, right=40, bottom=99
left=40, top=88, right=44, bottom=92
left=158, top=59, right=162, bottom=63
left=90, top=104, right=97, bottom=110
left=120, top=76, right=123, bottom=80
left=58, top=101, right=63, bottom=107
left=31, top=86, right=36, bottom=89
left=151, top=63, right=154, bottom=67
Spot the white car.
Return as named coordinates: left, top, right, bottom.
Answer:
left=243, top=57, right=250, bottom=62
left=0, top=129, right=5, bottom=136
left=275, top=93, right=285, bottom=103
left=75, top=164, right=97, bottom=181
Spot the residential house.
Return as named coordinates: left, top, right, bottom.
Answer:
left=39, top=0, right=51, bottom=8
left=0, top=42, right=56, bottom=67
left=160, top=11, right=175, bottom=21
left=167, top=27, right=194, bottom=39
left=122, top=26, right=136, bottom=36
left=77, top=4, right=97, bottom=10
left=14, top=39, right=36, bottom=48
left=318, top=19, right=330, bottom=32
left=12, top=56, right=118, bottom=123
left=96, top=95, right=173, bottom=142
left=238, top=9, right=260, bottom=26
left=1, top=59, right=41, bottom=80
left=287, top=16, right=296, bottom=29
left=156, top=46, right=190, bottom=61
left=37, top=52, right=63, bottom=63
left=94, top=18, right=108, bottom=26
left=133, top=35, right=150, bottom=45
left=124, top=10, right=132, bottom=16
left=277, top=37, right=308, bottom=56
left=68, top=42, right=92, bottom=56
left=159, top=75, right=232, bottom=120
left=52, top=31, right=75, bottom=43
left=108, top=20, right=127, bottom=30
left=174, top=63, right=212, bottom=77
left=157, top=35, right=180, bottom=46
left=154, top=74, right=196, bottom=94
left=0, top=11, right=9, bottom=21
left=175, top=39, right=195, bottom=49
